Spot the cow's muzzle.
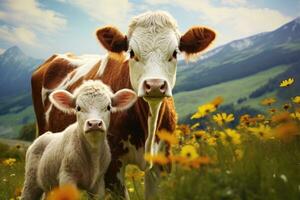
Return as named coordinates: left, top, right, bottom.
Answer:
left=84, top=119, right=106, bottom=133
left=142, top=78, right=171, bottom=98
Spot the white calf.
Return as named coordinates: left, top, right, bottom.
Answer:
left=21, top=80, right=137, bottom=200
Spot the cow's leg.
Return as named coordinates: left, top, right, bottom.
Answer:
left=21, top=164, right=43, bottom=200
left=105, top=160, right=129, bottom=199
left=88, top=176, right=105, bottom=200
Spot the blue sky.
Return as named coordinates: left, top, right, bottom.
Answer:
left=0, top=0, right=299, bottom=59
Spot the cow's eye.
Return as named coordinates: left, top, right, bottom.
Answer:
left=76, top=105, right=81, bottom=112
left=107, top=105, right=111, bottom=111
left=130, top=50, right=139, bottom=61
left=172, top=50, right=177, bottom=59
left=130, top=50, right=135, bottom=58
left=169, top=50, right=177, bottom=62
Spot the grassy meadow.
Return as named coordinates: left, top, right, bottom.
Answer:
left=0, top=78, right=300, bottom=200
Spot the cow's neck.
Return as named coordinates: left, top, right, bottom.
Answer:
left=144, top=98, right=162, bottom=169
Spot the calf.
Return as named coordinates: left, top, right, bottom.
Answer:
left=21, top=80, right=137, bottom=200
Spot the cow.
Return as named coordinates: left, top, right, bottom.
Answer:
left=22, top=80, right=137, bottom=200
left=31, top=11, right=215, bottom=199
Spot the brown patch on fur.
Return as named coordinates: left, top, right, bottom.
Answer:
left=43, top=58, right=74, bottom=89
left=32, top=54, right=58, bottom=135
left=179, top=26, right=216, bottom=55
left=96, top=26, right=128, bottom=53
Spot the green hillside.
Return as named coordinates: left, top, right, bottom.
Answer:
left=174, top=65, right=290, bottom=120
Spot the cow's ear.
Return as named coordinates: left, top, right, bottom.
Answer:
left=179, top=26, right=216, bottom=55
left=111, top=89, right=137, bottom=112
left=49, top=90, right=76, bottom=114
left=96, top=26, right=128, bottom=53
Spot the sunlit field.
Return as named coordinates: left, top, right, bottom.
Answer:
left=1, top=78, right=299, bottom=200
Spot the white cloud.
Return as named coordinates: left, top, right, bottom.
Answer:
left=60, top=0, right=132, bottom=31
left=0, top=25, right=39, bottom=46
left=145, top=0, right=292, bottom=46
left=220, top=0, right=247, bottom=6
left=0, top=0, right=66, bottom=33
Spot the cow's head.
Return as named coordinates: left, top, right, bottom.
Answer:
left=49, top=80, right=137, bottom=148
left=96, top=11, right=215, bottom=100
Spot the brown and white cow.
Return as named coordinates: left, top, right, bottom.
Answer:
left=31, top=11, right=215, bottom=199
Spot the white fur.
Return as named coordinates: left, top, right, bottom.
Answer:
left=127, top=11, right=180, bottom=97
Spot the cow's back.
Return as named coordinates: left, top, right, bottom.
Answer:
left=32, top=53, right=107, bottom=134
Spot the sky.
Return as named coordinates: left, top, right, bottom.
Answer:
left=0, top=0, right=299, bottom=59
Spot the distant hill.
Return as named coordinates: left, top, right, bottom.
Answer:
left=174, top=17, right=300, bottom=121
left=0, top=46, right=43, bottom=96
left=0, top=46, right=42, bottom=138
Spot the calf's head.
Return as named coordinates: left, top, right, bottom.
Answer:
left=49, top=80, right=137, bottom=147
left=96, top=11, right=215, bottom=100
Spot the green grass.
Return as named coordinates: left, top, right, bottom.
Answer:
left=174, top=65, right=289, bottom=120
left=158, top=137, right=300, bottom=200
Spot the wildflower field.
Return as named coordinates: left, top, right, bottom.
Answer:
left=0, top=78, right=300, bottom=200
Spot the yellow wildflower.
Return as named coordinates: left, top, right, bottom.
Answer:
left=157, top=129, right=178, bottom=145
left=291, top=112, right=300, bottom=120
left=191, top=103, right=216, bottom=119
left=180, top=145, right=199, bottom=160
left=128, top=188, right=134, bottom=193
left=220, top=129, right=241, bottom=145
left=2, top=158, right=16, bottom=166
left=283, top=103, right=291, bottom=110
left=261, top=97, right=276, bottom=106
left=271, top=112, right=292, bottom=123
left=46, top=184, right=80, bottom=200
left=210, top=96, right=224, bottom=108
left=188, top=156, right=211, bottom=169
left=190, top=122, right=200, bottom=130
left=292, top=96, right=300, bottom=104
left=144, top=153, right=169, bottom=165
left=280, top=78, right=294, bottom=87
left=194, top=130, right=207, bottom=140
left=269, top=108, right=277, bottom=114
left=248, top=124, right=274, bottom=140
left=275, top=122, right=299, bottom=142
left=207, top=137, right=217, bottom=146
left=213, top=113, right=234, bottom=126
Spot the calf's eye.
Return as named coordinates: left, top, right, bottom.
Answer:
left=76, top=105, right=81, bottom=112
left=107, top=105, right=111, bottom=111
left=130, top=50, right=135, bottom=58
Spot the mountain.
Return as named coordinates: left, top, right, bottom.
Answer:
left=174, top=17, right=300, bottom=121
left=0, top=46, right=43, bottom=96
left=0, top=46, right=42, bottom=138
left=175, top=17, right=300, bottom=93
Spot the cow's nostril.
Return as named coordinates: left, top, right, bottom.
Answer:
left=98, top=121, right=102, bottom=127
left=145, top=82, right=151, bottom=90
left=87, top=121, right=92, bottom=127
left=160, top=81, right=167, bottom=92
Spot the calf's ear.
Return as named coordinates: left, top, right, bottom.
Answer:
left=179, top=26, right=216, bottom=55
left=96, top=26, right=128, bottom=53
left=49, top=90, right=76, bottom=114
left=111, top=89, right=137, bottom=112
